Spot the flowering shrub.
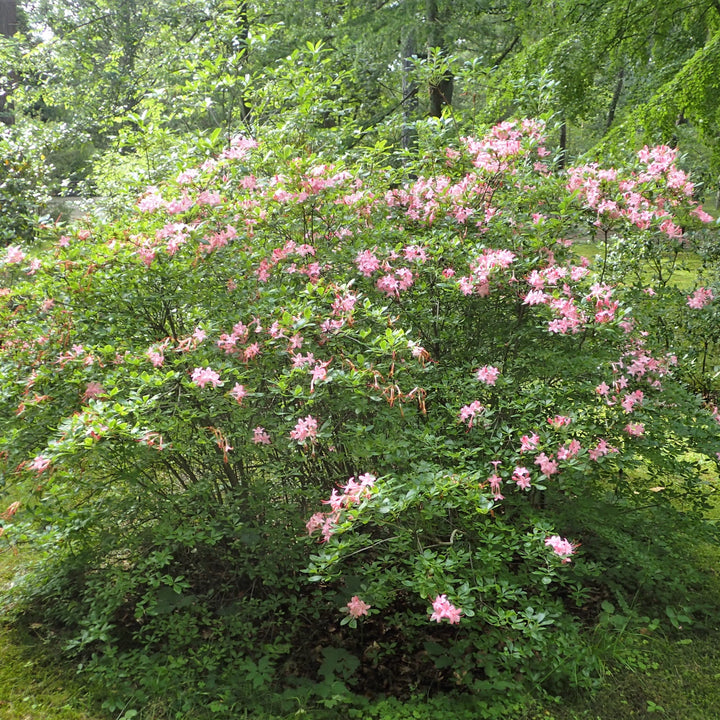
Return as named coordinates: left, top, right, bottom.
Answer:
left=0, top=119, right=718, bottom=711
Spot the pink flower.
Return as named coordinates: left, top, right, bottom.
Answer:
left=82, top=381, right=106, bottom=401
left=306, top=512, right=325, bottom=535
left=5, top=245, right=25, bottom=264
left=29, top=455, right=51, bottom=473
left=230, top=383, right=247, bottom=403
left=687, top=287, right=714, bottom=309
left=691, top=206, right=714, bottom=223
left=310, top=360, right=331, bottom=391
left=290, top=415, right=318, bottom=442
left=191, top=367, right=223, bottom=388
left=488, top=473, right=504, bottom=500
left=588, top=439, right=618, bottom=461
left=252, top=426, right=271, bottom=445
left=355, top=249, right=380, bottom=276
left=26, top=258, right=42, bottom=275
left=520, top=433, right=539, bottom=453
left=376, top=273, right=400, bottom=297
left=346, top=596, right=371, bottom=618
left=548, top=415, right=572, bottom=429
left=545, top=535, right=576, bottom=563
left=476, top=365, right=500, bottom=385
left=557, top=439, right=582, bottom=460
left=177, top=168, right=199, bottom=185
left=243, top=342, right=261, bottom=362
left=624, top=422, right=645, bottom=437
left=523, top=289, right=549, bottom=305
left=621, top=390, right=643, bottom=413
left=534, top=452, right=559, bottom=476
left=404, top=245, right=427, bottom=262
left=513, top=466, right=531, bottom=489
left=459, top=401, right=484, bottom=428
left=147, top=347, right=165, bottom=367
left=429, top=594, right=462, bottom=624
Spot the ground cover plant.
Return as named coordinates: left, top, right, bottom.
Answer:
left=1, top=109, right=719, bottom=718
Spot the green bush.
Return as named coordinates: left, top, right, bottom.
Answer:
left=0, top=116, right=719, bottom=717
left=0, top=123, right=54, bottom=245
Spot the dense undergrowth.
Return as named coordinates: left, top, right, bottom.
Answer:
left=1, top=108, right=719, bottom=717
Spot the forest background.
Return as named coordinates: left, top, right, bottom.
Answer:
left=1, top=1, right=720, bottom=719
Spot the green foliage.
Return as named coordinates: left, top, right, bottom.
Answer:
left=0, top=122, right=54, bottom=244
left=1, top=107, right=719, bottom=719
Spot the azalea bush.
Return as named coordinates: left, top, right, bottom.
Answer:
left=1, top=117, right=719, bottom=715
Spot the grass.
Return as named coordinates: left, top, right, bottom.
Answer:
left=0, top=550, right=105, bottom=720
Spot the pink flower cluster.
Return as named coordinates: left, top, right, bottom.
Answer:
left=290, top=415, right=318, bottom=443
left=459, top=400, right=484, bottom=428
left=545, top=535, right=576, bottom=563
left=191, top=367, right=223, bottom=388
left=429, top=594, right=462, bottom=624
left=687, top=287, right=714, bottom=309
left=346, top=596, right=371, bottom=618
left=567, top=146, right=712, bottom=238
left=476, top=365, right=500, bottom=385
left=306, top=473, right=376, bottom=542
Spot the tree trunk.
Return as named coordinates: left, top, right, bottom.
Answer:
left=558, top=120, right=567, bottom=170
left=0, top=0, right=16, bottom=124
left=426, top=0, right=452, bottom=118
left=236, top=0, right=252, bottom=123
left=401, top=27, right=418, bottom=152
left=605, top=66, right=624, bottom=130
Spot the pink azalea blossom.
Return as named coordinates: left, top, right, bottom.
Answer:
left=687, top=287, right=714, bottom=309
left=290, top=415, right=318, bottom=442
left=355, top=249, right=380, bottom=276
left=310, top=360, right=331, bottom=391
left=548, top=415, right=572, bottom=429
left=29, top=455, right=51, bottom=473
left=243, top=343, right=261, bottom=362
left=82, top=382, right=106, bottom=401
left=513, top=466, right=531, bottom=489
left=520, top=433, right=539, bottom=453
left=691, top=206, right=714, bottom=223
left=252, top=427, right=271, bottom=445
left=488, top=473, right=504, bottom=500
left=191, top=367, right=223, bottom=388
left=523, top=289, right=549, bottom=305
left=545, top=535, right=576, bottom=563
left=624, top=422, right=645, bottom=437
left=588, top=439, right=618, bottom=461
left=306, top=512, right=325, bottom=535
left=429, top=594, right=462, bottom=624
left=177, top=168, right=199, bottom=184
left=147, top=347, right=165, bottom=367
left=476, top=365, right=500, bottom=385
left=557, top=439, right=582, bottom=460
left=534, top=452, right=559, bottom=476
left=346, top=596, right=371, bottom=618
left=230, top=383, right=247, bottom=403
left=459, top=401, right=484, bottom=428
left=5, top=245, right=25, bottom=264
